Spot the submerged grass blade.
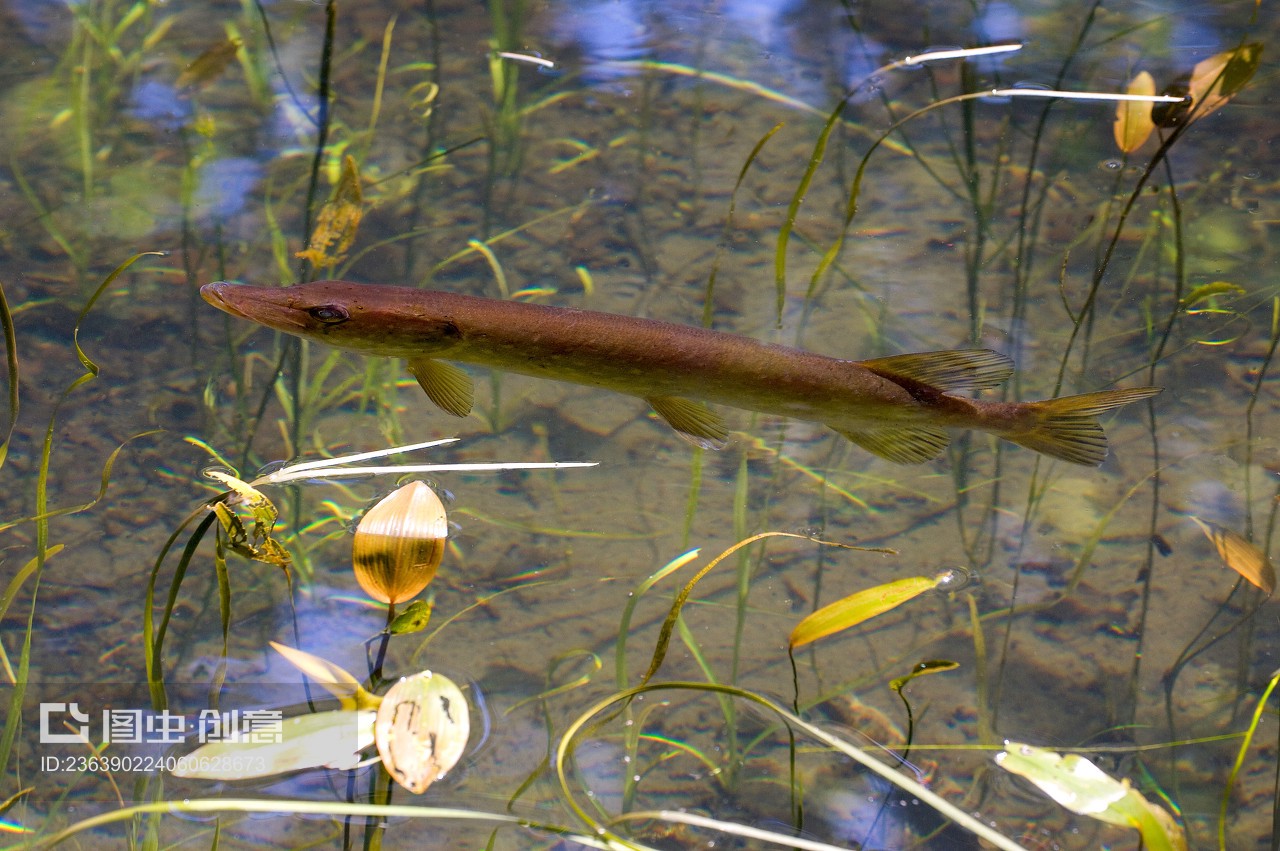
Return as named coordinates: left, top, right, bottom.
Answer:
left=0, top=282, right=17, bottom=470
left=1220, top=668, right=1279, bottom=850
left=616, top=549, right=701, bottom=688
left=39, top=798, right=652, bottom=850
left=637, top=534, right=894, bottom=688
left=556, top=681, right=1027, bottom=851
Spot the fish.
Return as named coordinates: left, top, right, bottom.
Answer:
left=200, top=280, right=1161, bottom=466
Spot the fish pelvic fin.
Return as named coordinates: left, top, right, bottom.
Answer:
left=647, top=396, right=729, bottom=450
left=1006, top=386, right=1162, bottom=466
left=860, top=349, right=1014, bottom=392
left=833, top=425, right=951, bottom=464
left=407, top=357, right=474, bottom=417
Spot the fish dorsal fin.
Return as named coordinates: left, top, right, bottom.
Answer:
left=859, top=349, right=1013, bottom=392
left=406, top=357, right=473, bottom=417
left=646, top=396, right=729, bottom=450
left=834, top=425, right=950, bottom=464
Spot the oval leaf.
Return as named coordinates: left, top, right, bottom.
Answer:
left=789, top=572, right=946, bottom=649
left=388, top=599, right=434, bottom=635
left=375, top=671, right=470, bottom=794
left=1114, top=71, right=1155, bottom=153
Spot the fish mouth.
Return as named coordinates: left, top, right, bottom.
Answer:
left=199, top=281, right=254, bottom=321
left=200, top=281, right=311, bottom=333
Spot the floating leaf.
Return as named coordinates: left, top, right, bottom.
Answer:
left=789, top=571, right=953, bottom=649
left=388, top=599, right=434, bottom=635
left=1114, top=71, right=1156, bottom=153
left=996, top=742, right=1186, bottom=851
left=1190, top=517, right=1275, bottom=595
left=171, top=709, right=375, bottom=780
left=271, top=642, right=381, bottom=710
left=1153, top=43, right=1262, bottom=128
left=375, top=671, right=469, bottom=794
left=352, top=481, right=447, bottom=605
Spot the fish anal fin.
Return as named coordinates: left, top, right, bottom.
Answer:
left=1006, top=386, right=1161, bottom=466
left=834, top=425, right=951, bottom=464
left=647, top=396, right=729, bottom=450
left=407, top=357, right=474, bottom=417
left=860, top=349, right=1014, bottom=392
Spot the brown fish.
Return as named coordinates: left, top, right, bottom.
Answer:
left=201, top=280, right=1160, bottom=465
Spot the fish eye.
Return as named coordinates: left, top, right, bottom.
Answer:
left=308, top=305, right=349, bottom=324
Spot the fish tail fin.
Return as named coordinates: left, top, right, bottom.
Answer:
left=1005, top=387, right=1161, bottom=466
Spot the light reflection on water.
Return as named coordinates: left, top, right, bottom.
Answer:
left=1, top=0, right=1278, bottom=847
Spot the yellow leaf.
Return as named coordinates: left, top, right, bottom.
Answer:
left=1114, top=71, right=1155, bottom=153
left=1190, top=517, right=1275, bottom=595
left=789, top=571, right=950, bottom=649
left=297, top=155, right=364, bottom=269
left=270, top=642, right=382, bottom=710
left=1179, top=281, right=1245, bottom=309
left=375, top=671, right=469, bottom=794
left=1185, top=43, right=1263, bottom=122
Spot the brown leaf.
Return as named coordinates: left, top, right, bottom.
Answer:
left=177, top=37, right=243, bottom=90
left=1153, top=43, right=1262, bottom=128
left=1191, top=516, right=1275, bottom=595
left=297, top=155, right=364, bottom=269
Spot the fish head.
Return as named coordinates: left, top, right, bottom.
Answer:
left=200, top=280, right=463, bottom=357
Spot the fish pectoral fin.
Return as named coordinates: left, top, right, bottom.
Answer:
left=834, top=425, right=950, bottom=464
left=860, top=349, right=1014, bottom=392
left=646, top=396, right=729, bottom=450
left=406, top=357, right=474, bottom=417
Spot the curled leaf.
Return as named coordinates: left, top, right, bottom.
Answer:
left=297, top=154, right=364, bottom=269
left=890, top=659, right=959, bottom=693
left=206, top=470, right=291, bottom=569
left=1190, top=517, right=1275, bottom=595
left=789, top=571, right=953, bottom=649
left=271, top=642, right=381, bottom=710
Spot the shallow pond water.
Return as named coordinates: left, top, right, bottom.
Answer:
left=2, top=0, right=1279, bottom=848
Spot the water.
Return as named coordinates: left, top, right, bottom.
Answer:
left=1, top=0, right=1278, bottom=847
